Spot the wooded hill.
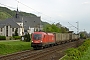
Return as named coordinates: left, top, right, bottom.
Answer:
left=0, top=6, right=37, bottom=20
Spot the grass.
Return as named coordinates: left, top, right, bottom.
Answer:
left=0, top=40, right=32, bottom=55
left=79, top=46, right=90, bottom=60
left=61, top=39, right=90, bottom=60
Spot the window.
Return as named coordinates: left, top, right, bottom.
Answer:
left=6, top=26, right=8, bottom=36
left=25, top=21, right=27, bottom=22
left=15, top=28, right=18, bottom=32
left=12, top=28, right=14, bottom=32
left=33, top=34, right=42, bottom=40
left=1, top=28, right=2, bottom=32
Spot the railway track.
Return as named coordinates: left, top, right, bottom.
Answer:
left=0, top=39, right=84, bottom=60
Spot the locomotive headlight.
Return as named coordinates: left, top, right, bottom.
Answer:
left=41, top=41, right=42, bottom=42
left=32, top=41, right=33, bottom=42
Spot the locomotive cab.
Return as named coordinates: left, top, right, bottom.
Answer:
left=32, top=34, right=42, bottom=43
left=31, top=32, right=55, bottom=49
left=31, top=32, right=43, bottom=48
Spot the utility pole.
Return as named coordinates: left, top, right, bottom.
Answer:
left=34, top=21, right=35, bottom=32
left=76, top=21, right=80, bottom=38
left=84, top=29, right=85, bottom=32
left=39, top=18, right=41, bottom=31
left=76, top=22, right=79, bottom=34
left=68, top=22, right=79, bottom=34
left=21, top=17, right=24, bottom=41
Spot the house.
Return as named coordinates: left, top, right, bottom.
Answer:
left=0, top=8, right=41, bottom=36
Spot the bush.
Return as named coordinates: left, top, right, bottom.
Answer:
left=0, top=36, right=6, bottom=40
left=65, top=48, right=81, bottom=60
left=62, top=39, right=90, bottom=60
left=13, top=36, right=21, bottom=40
left=77, top=39, right=90, bottom=55
left=78, top=44, right=88, bottom=54
left=24, top=33, right=31, bottom=42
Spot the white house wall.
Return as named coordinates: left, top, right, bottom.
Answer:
left=17, top=22, right=23, bottom=28
left=0, top=26, right=22, bottom=36
left=4, top=26, right=6, bottom=36
left=30, top=28, right=34, bottom=34
left=0, top=28, right=2, bottom=35
left=0, top=26, right=6, bottom=36
left=12, top=28, right=21, bottom=36
left=11, top=28, right=13, bottom=36
left=19, top=28, right=23, bottom=36
left=17, top=22, right=24, bottom=36
left=18, top=28, right=22, bottom=36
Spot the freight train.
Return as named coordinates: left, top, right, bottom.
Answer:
left=31, top=32, right=79, bottom=49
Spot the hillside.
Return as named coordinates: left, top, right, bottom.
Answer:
left=0, top=6, right=37, bottom=20
left=0, top=6, right=69, bottom=33
left=0, top=6, right=50, bottom=28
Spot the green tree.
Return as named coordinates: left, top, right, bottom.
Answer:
left=61, top=27, right=69, bottom=33
left=80, top=31, right=88, bottom=39
left=24, top=33, right=31, bottom=42
left=51, top=24, right=60, bottom=32
left=43, top=23, right=69, bottom=33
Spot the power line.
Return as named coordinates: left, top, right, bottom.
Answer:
left=0, top=3, right=27, bottom=12
left=0, top=2, right=52, bottom=23
left=68, top=22, right=77, bottom=29
left=0, top=1, right=57, bottom=24
left=15, top=0, right=58, bottom=23
left=0, top=0, right=59, bottom=24
left=15, top=0, right=38, bottom=12
left=68, top=22, right=80, bottom=34
left=0, top=3, right=16, bottom=9
left=15, top=0, right=47, bottom=16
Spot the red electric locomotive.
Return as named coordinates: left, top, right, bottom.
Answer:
left=31, top=32, right=55, bottom=49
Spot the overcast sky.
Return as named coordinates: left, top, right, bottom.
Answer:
left=0, top=0, right=90, bottom=33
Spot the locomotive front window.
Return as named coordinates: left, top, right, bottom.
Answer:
left=33, top=34, right=42, bottom=40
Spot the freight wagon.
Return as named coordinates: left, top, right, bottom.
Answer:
left=31, top=32, right=79, bottom=49
left=54, top=33, right=70, bottom=45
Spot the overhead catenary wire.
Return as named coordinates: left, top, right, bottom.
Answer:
left=0, top=3, right=16, bottom=9
left=15, top=0, right=59, bottom=24
left=0, top=2, right=54, bottom=24
left=0, top=1, right=60, bottom=25
left=15, top=0, right=52, bottom=18
left=15, top=0, right=41, bottom=14
left=68, top=22, right=77, bottom=29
